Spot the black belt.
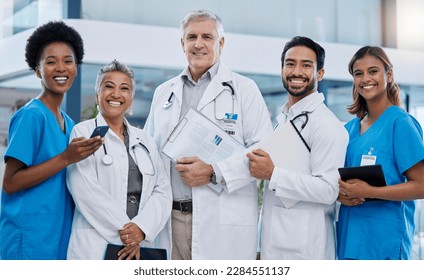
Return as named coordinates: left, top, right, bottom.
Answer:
left=172, top=200, right=192, bottom=213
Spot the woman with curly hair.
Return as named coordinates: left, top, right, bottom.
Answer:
left=337, top=46, right=424, bottom=259
left=0, top=21, right=102, bottom=259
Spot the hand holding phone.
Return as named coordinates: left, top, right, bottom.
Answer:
left=90, top=125, right=109, bottom=138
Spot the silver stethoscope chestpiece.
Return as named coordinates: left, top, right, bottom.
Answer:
left=94, top=118, right=114, bottom=165
left=102, top=154, right=113, bottom=165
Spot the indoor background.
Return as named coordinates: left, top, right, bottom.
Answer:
left=0, top=0, right=423, bottom=259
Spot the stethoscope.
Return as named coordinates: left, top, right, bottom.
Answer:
left=290, top=111, right=310, bottom=131
left=289, top=111, right=311, bottom=152
left=94, top=119, right=155, bottom=175
left=163, top=82, right=235, bottom=120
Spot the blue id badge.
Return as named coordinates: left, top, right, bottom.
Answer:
left=225, top=113, right=238, bottom=121
left=222, top=113, right=238, bottom=135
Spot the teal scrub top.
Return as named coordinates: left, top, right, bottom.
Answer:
left=0, top=99, right=74, bottom=259
left=337, top=106, right=424, bottom=260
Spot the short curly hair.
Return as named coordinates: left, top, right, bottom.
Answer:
left=25, top=21, right=84, bottom=71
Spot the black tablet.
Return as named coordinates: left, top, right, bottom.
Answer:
left=338, top=164, right=386, bottom=187
left=104, top=244, right=167, bottom=260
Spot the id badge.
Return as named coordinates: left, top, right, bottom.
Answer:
left=360, top=155, right=377, bottom=166
left=360, top=147, right=377, bottom=166
left=222, top=113, right=238, bottom=136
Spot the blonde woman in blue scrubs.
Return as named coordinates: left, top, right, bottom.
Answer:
left=337, top=46, right=424, bottom=260
left=0, top=21, right=102, bottom=259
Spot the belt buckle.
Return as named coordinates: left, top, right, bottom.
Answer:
left=179, top=201, right=191, bottom=213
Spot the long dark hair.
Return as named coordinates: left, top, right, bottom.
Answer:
left=347, top=46, right=401, bottom=118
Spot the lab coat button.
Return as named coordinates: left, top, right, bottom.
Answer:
left=129, top=195, right=137, bottom=204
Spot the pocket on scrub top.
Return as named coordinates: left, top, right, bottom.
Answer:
left=358, top=215, right=402, bottom=259
left=21, top=214, right=60, bottom=258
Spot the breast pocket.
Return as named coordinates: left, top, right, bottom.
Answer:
left=133, top=145, right=155, bottom=176
left=213, top=95, right=240, bottom=137
left=359, top=146, right=391, bottom=166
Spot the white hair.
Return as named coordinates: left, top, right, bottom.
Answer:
left=180, top=9, right=224, bottom=39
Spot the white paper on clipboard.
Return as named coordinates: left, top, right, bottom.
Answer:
left=255, top=121, right=311, bottom=208
left=162, top=108, right=244, bottom=165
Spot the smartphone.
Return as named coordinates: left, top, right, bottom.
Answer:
left=90, top=125, right=109, bottom=138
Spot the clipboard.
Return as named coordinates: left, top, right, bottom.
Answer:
left=255, top=120, right=311, bottom=208
left=104, top=244, right=167, bottom=260
left=161, top=108, right=244, bottom=164
left=338, top=164, right=386, bottom=187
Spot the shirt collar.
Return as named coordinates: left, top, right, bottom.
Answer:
left=181, top=61, right=220, bottom=85
left=282, top=91, right=325, bottom=118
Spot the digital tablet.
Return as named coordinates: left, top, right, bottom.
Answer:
left=104, top=244, right=167, bottom=260
left=338, top=164, right=386, bottom=187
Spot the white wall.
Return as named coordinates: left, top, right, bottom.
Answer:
left=1, top=19, right=424, bottom=86
left=397, top=0, right=424, bottom=51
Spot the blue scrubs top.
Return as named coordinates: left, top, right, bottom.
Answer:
left=0, top=99, right=74, bottom=259
left=337, top=106, right=424, bottom=260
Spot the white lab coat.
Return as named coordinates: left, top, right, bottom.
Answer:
left=260, top=92, right=348, bottom=259
left=66, top=114, right=172, bottom=260
left=144, top=62, right=273, bottom=259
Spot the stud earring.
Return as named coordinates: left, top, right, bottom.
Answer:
left=127, top=108, right=133, bottom=116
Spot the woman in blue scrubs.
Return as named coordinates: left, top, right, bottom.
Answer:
left=337, top=46, right=424, bottom=260
left=0, top=21, right=102, bottom=259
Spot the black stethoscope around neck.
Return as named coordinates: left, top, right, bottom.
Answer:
left=274, top=111, right=311, bottom=152
left=162, top=82, right=235, bottom=119
left=289, top=111, right=311, bottom=152
left=291, top=111, right=310, bottom=131
left=95, top=119, right=113, bottom=165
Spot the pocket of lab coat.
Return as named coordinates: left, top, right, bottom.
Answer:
left=269, top=206, right=309, bottom=258
left=68, top=228, right=106, bottom=259
left=219, top=183, right=257, bottom=226
left=134, top=148, right=155, bottom=176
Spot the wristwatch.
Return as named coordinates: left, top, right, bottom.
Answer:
left=210, top=166, right=218, bottom=185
